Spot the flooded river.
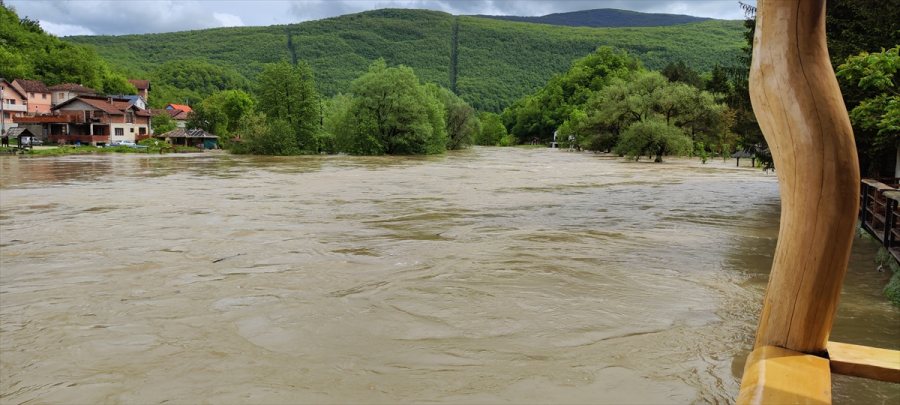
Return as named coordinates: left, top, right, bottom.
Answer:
left=1, top=147, right=897, bottom=404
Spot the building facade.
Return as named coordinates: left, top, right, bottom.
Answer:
left=12, top=79, right=52, bottom=114
left=1, top=79, right=28, bottom=136
left=48, top=83, right=97, bottom=107
left=14, top=95, right=151, bottom=145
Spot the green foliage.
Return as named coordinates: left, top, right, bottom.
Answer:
left=498, top=134, right=518, bottom=147
left=426, top=84, right=479, bottom=150
left=837, top=46, right=899, bottom=168
left=148, top=59, right=251, bottom=108
left=66, top=9, right=745, bottom=113
left=661, top=61, right=702, bottom=88
left=256, top=61, right=320, bottom=152
left=615, top=118, right=692, bottom=162
left=233, top=114, right=300, bottom=156
left=189, top=90, right=256, bottom=136
left=502, top=46, right=643, bottom=143
left=476, top=112, right=507, bottom=146
left=0, top=5, right=134, bottom=94
left=151, top=114, right=177, bottom=134
left=826, top=0, right=900, bottom=68
left=339, top=60, right=447, bottom=155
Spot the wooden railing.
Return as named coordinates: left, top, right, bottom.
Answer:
left=861, top=179, right=900, bottom=261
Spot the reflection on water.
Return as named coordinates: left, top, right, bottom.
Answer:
left=0, top=148, right=897, bottom=403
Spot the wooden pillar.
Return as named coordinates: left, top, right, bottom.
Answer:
left=738, top=1, right=860, bottom=401
left=748, top=0, right=859, bottom=354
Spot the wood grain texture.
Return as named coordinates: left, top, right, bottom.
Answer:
left=827, top=341, right=900, bottom=383
left=737, top=345, right=832, bottom=405
left=749, top=0, right=860, bottom=353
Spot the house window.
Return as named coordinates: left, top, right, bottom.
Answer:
left=42, top=94, right=47, bottom=100
left=139, top=127, right=146, bottom=135
left=115, top=128, right=124, bottom=136
left=126, top=112, right=134, bottom=123
left=130, top=127, right=134, bottom=133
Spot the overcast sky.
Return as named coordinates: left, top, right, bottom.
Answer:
left=7, top=0, right=756, bottom=37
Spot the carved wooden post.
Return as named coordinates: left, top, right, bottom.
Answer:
left=738, top=0, right=860, bottom=402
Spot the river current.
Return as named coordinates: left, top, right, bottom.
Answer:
left=1, top=147, right=897, bottom=403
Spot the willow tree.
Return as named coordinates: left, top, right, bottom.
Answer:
left=256, top=61, right=320, bottom=152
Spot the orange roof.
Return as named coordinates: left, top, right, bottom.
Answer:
left=166, top=103, right=192, bottom=113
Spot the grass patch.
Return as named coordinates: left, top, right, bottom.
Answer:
left=876, top=247, right=900, bottom=307
left=22, top=142, right=201, bottom=156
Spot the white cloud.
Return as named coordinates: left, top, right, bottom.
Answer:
left=7, top=0, right=757, bottom=36
left=38, top=20, right=95, bottom=36
left=213, top=13, right=245, bottom=27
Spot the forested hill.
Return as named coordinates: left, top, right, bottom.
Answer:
left=475, top=8, right=711, bottom=28
left=66, top=8, right=745, bottom=111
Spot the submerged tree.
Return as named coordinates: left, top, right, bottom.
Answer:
left=256, top=61, right=320, bottom=152
left=615, top=118, right=693, bottom=162
left=341, top=60, right=447, bottom=155
left=475, top=112, right=507, bottom=146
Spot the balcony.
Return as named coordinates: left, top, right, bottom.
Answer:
left=2, top=103, right=27, bottom=112
left=14, top=114, right=86, bottom=124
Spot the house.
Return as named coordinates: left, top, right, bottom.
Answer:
left=49, top=83, right=96, bottom=107
left=155, top=128, right=218, bottom=149
left=14, top=95, right=151, bottom=146
left=109, top=94, right=147, bottom=110
left=165, top=103, right=193, bottom=128
left=1, top=79, right=28, bottom=136
left=12, top=79, right=52, bottom=114
left=128, top=79, right=150, bottom=100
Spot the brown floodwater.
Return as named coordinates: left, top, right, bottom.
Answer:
left=0, top=147, right=897, bottom=404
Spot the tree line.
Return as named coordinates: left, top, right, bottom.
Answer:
left=186, top=60, right=486, bottom=156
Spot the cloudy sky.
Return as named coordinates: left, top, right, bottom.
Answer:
left=8, top=0, right=756, bottom=37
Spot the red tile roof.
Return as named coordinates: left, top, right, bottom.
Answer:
left=128, top=79, right=150, bottom=90
left=54, top=95, right=148, bottom=116
left=12, top=79, right=49, bottom=93
left=47, top=83, right=96, bottom=94
left=166, top=103, right=192, bottom=113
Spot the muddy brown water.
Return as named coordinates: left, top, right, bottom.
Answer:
left=0, top=147, right=897, bottom=404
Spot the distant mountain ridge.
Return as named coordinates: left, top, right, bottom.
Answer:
left=475, top=8, right=712, bottom=28
left=67, top=8, right=745, bottom=111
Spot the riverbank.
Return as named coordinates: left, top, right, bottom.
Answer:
left=0, top=144, right=201, bottom=156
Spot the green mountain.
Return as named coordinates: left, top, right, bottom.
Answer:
left=476, top=8, right=710, bottom=28
left=66, top=9, right=745, bottom=111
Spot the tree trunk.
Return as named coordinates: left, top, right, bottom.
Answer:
left=748, top=0, right=860, bottom=355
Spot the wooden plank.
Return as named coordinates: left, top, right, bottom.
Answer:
left=827, top=342, right=900, bottom=383
left=737, top=346, right=831, bottom=405
left=862, top=179, right=895, bottom=191
left=884, top=190, right=900, bottom=202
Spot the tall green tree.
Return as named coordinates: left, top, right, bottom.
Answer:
left=661, top=61, right=703, bottom=88
left=256, top=61, right=320, bottom=152
left=427, top=84, right=480, bottom=150
left=342, top=60, right=447, bottom=155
